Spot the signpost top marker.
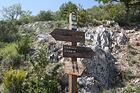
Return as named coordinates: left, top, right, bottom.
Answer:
left=69, top=12, right=77, bottom=31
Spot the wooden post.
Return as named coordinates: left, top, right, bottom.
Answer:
left=50, top=12, right=90, bottom=93
left=68, top=12, right=78, bottom=93
left=50, top=11, right=90, bottom=93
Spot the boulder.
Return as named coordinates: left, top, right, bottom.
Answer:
left=78, top=46, right=116, bottom=93
left=94, top=25, right=128, bottom=52
left=94, top=25, right=112, bottom=51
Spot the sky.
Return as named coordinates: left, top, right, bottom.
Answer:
left=0, top=0, right=99, bottom=15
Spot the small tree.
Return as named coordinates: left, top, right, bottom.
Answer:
left=3, top=69, right=26, bottom=93
left=0, top=3, right=23, bottom=20
left=77, top=9, right=89, bottom=27
left=22, top=45, right=62, bottom=93
left=19, top=10, right=32, bottom=24
left=95, top=0, right=140, bottom=18
left=16, top=29, right=31, bottom=61
left=59, top=1, right=78, bottom=20
left=37, top=10, right=54, bottom=21
left=0, top=43, right=21, bottom=68
left=0, top=20, right=18, bottom=42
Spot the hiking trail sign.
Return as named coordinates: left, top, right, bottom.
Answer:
left=63, top=45, right=93, bottom=58
left=50, top=12, right=93, bottom=93
left=50, top=29, right=85, bottom=43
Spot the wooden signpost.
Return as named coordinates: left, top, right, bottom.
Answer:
left=63, top=45, right=93, bottom=58
left=50, top=29, right=85, bottom=42
left=50, top=12, right=93, bottom=93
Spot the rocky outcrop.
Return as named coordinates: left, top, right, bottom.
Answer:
left=129, top=31, right=140, bottom=46
left=19, top=20, right=140, bottom=93
left=94, top=25, right=128, bottom=52
left=77, top=46, right=116, bottom=93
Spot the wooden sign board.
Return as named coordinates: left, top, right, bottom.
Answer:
left=50, top=29, right=85, bottom=42
left=65, top=61, right=85, bottom=76
left=63, top=45, right=94, bottom=58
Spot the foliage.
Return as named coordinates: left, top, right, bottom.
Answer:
left=59, top=1, right=90, bottom=27
left=30, top=45, right=49, bottom=69
left=121, top=69, right=133, bottom=81
left=136, top=86, right=140, bottom=93
left=0, top=42, right=6, bottom=48
left=101, top=89, right=117, bottom=93
left=16, top=29, right=32, bottom=61
left=95, top=0, right=111, bottom=3
left=22, top=45, right=62, bottom=93
left=77, top=9, right=89, bottom=27
left=87, top=3, right=126, bottom=25
left=123, top=85, right=135, bottom=93
left=0, top=43, right=21, bottom=68
left=3, top=69, right=26, bottom=93
left=36, top=10, right=54, bottom=21
left=22, top=74, right=61, bottom=93
left=19, top=10, right=32, bottom=24
left=0, top=3, right=23, bottom=20
left=0, top=20, right=18, bottom=42
left=54, top=20, right=67, bottom=28
left=94, top=0, right=140, bottom=24
left=59, top=1, right=78, bottom=20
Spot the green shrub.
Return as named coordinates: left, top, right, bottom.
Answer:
left=0, top=43, right=21, bottom=67
left=101, top=89, right=117, bottom=93
left=87, top=3, right=127, bottom=25
left=36, top=10, right=54, bottom=21
left=59, top=1, right=78, bottom=20
left=0, top=42, right=6, bottom=48
left=123, top=85, right=135, bottom=93
left=16, top=31, right=31, bottom=61
left=22, top=74, right=61, bottom=93
left=54, top=20, right=67, bottom=28
left=121, top=70, right=133, bottom=81
left=3, top=69, right=26, bottom=93
left=77, top=9, right=89, bottom=27
left=136, top=86, right=140, bottom=93
left=0, top=20, right=18, bottom=42
left=22, top=45, right=62, bottom=93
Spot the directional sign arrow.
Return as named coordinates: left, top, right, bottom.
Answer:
left=65, top=61, right=85, bottom=76
left=63, top=45, right=94, bottom=58
left=50, top=29, right=85, bottom=42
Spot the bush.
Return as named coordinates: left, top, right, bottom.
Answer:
left=87, top=3, right=128, bottom=25
left=3, top=69, right=26, bottom=93
left=22, top=73, right=61, bottom=93
left=36, top=10, right=54, bottom=21
left=22, top=45, right=62, bottom=93
left=16, top=29, right=32, bottom=61
left=54, top=20, right=67, bottom=28
left=121, top=70, right=133, bottom=81
left=0, top=20, right=18, bottom=42
left=77, top=9, right=89, bottom=27
left=136, top=86, right=140, bottom=93
left=123, top=85, right=135, bottom=93
left=59, top=1, right=78, bottom=20
left=0, top=43, right=21, bottom=68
